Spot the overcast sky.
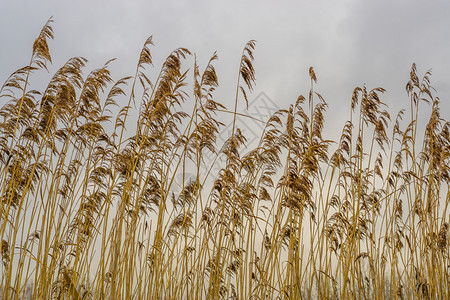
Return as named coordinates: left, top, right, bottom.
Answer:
left=1, top=0, right=449, bottom=140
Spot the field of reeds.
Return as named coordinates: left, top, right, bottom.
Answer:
left=1, top=19, right=449, bottom=299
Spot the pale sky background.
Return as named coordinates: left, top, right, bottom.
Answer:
left=1, top=0, right=449, bottom=285
left=1, top=0, right=449, bottom=142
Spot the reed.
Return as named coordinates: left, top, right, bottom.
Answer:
left=0, top=19, right=448, bottom=299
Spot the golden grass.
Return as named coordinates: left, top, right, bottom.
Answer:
left=0, top=19, right=449, bottom=299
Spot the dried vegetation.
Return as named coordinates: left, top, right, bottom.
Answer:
left=0, top=19, right=449, bottom=299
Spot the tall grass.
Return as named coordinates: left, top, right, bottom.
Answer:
left=1, top=19, right=449, bottom=299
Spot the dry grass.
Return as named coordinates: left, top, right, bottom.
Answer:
left=1, top=19, right=449, bottom=299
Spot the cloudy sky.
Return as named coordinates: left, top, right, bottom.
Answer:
left=1, top=0, right=449, bottom=140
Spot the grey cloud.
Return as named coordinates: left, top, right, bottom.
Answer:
left=1, top=0, right=448, bottom=130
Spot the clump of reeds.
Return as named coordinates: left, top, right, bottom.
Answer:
left=0, top=19, right=449, bottom=299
